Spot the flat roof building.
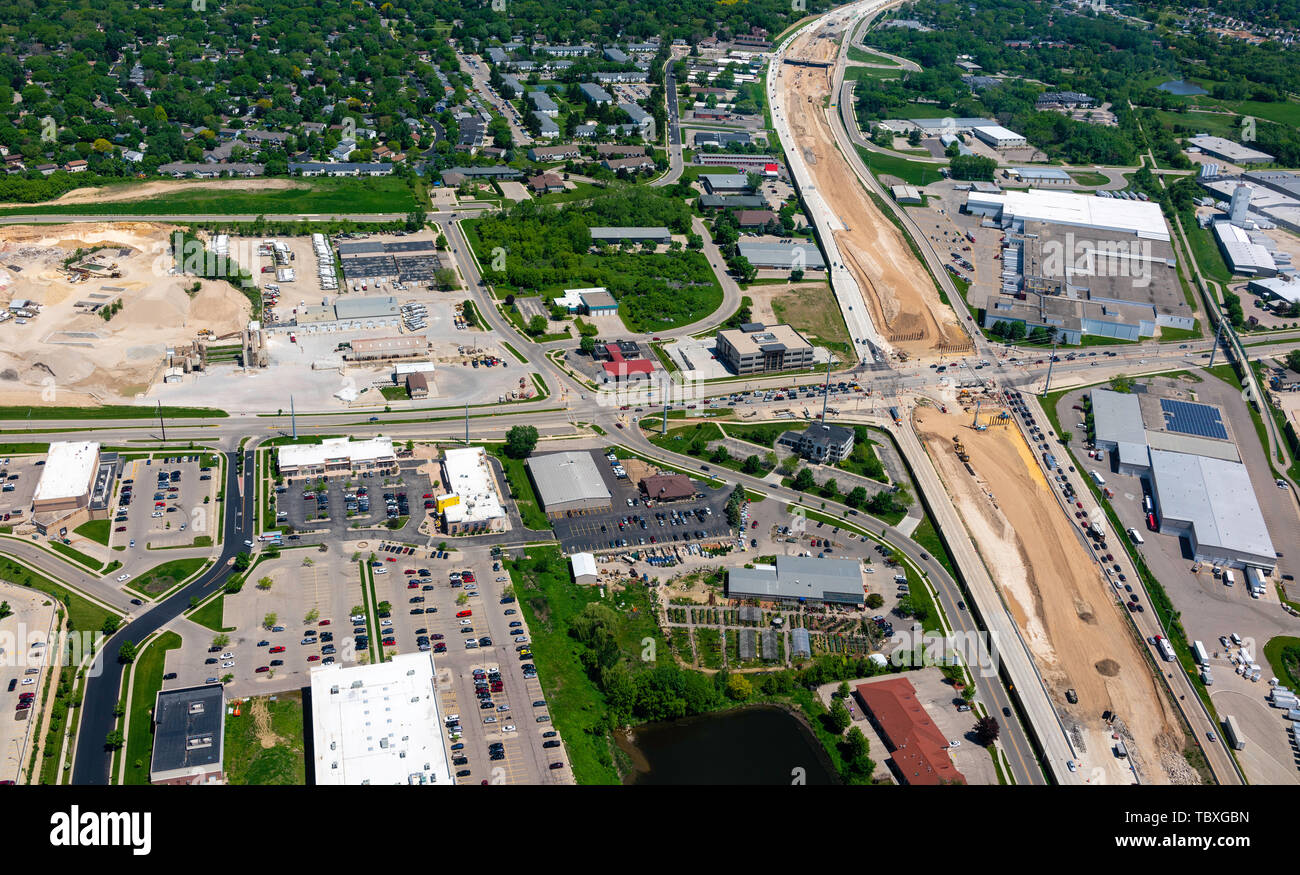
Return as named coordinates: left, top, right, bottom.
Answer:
left=32, top=441, right=100, bottom=514
left=310, top=652, right=454, bottom=785
left=700, top=173, right=751, bottom=194
left=1212, top=221, right=1278, bottom=276
left=590, top=226, right=671, bottom=245
left=150, top=684, right=225, bottom=785
left=966, top=189, right=1170, bottom=241
left=1188, top=135, right=1273, bottom=166
left=347, top=336, right=428, bottom=362
left=527, top=451, right=613, bottom=515
left=971, top=124, right=1027, bottom=149
left=738, top=240, right=827, bottom=270
left=716, top=322, right=815, bottom=374
left=334, top=295, right=399, bottom=320
left=580, top=289, right=618, bottom=314
left=1149, top=449, right=1276, bottom=570
left=727, top=555, right=864, bottom=605
left=278, top=436, right=397, bottom=479
left=1090, top=389, right=1151, bottom=475
left=440, top=447, right=507, bottom=535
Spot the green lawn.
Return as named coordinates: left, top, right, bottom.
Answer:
left=1067, top=170, right=1109, bottom=186
left=0, top=177, right=420, bottom=217
left=122, top=631, right=182, bottom=785
left=0, top=404, right=225, bottom=420
left=47, top=540, right=104, bottom=571
left=73, top=520, right=111, bottom=546
left=770, top=284, right=854, bottom=360
left=0, top=556, right=117, bottom=632
left=129, top=557, right=207, bottom=597
left=484, top=446, right=551, bottom=531
left=188, top=594, right=231, bottom=632
left=910, top=514, right=957, bottom=578
left=856, top=147, right=946, bottom=187
left=223, top=692, right=307, bottom=785
left=1182, top=216, right=1234, bottom=286
left=1264, top=636, right=1300, bottom=691
left=847, top=45, right=902, bottom=66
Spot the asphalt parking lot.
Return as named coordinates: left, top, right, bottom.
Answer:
left=0, top=583, right=57, bottom=784
left=0, top=455, right=40, bottom=524
left=368, top=548, right=571, bottom=784
left=549, top=451, right=733, bottom=555
left=113, top=453, right=221, bottom=551
left=277, top=464, right=435, bottom=542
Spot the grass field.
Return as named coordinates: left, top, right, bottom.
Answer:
left=1068, top=170, right=1109, bottom=186
left=484, top=445, right=551, bottom=531
left=129, top=557, right=207, bottom=597
left=189, top=594, right=231, bottom=632
left=48, top=540, right=104, bottom=571
left=1182, top=214, right=1234, bottom=286
left=73, top=520, right=111, bottom=546
left=0, top=177, right=421, bottom=217
left=0, top=555, right=116, bottom=632
left=505, top=547, right=668, bottom=784
left=122, top=631, right=182, bottom=785
left=0, top=404, right=224, bottom=420
left=771, top=284, right=853, bottom=359
left=223, top=692, right=307, bottom=785
left=856, top=147, right=946, bottom=187
left=847, top=45, right=902, bottom=66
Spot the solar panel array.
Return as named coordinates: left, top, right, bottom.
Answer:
left=1160, top=398, right=1228, bottom=440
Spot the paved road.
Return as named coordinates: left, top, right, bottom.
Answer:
left=70, top=448, right=255, bottom=785
left=0, top=207, right=492, bottom=225
left=651, top=61, right=685, bottom=189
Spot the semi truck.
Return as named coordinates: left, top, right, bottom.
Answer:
left=1223, top=715, right=1246, bottom=750
left=1193, top=640, right=1209, bottom=666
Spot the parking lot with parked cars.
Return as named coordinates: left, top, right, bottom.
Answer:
left=111, top=454, right=221, bottom=551
left=366, top=546, right=571, bottom=783
left=0, top=583, right=57, bottom=784
left=550, top=452, right=734, bottom=556
left=275, top=465, right=434, bottom=542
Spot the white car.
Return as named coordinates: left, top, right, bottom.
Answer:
left=244, top=540, right=253, bottom=547
left=21, top=678, right=34, bottom=686
left=380, top=619, right=393, bottom=627
left=151, top=512, right=163, bottom=518
left=459, top=619, right=472, bottom=626
left=221, top=653, right=234, bottom=659
left=502, top=725, right=516, bottom=733
left=514, top=636, right=528, bottom=643
left=1067, top=760, right=1078, bottom=773
left=374, top=568, right=387, bottom=574
left=221, top=660, right=234, bottom=668
left=116, top=573, right=130, bottom=582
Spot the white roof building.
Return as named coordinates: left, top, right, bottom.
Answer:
left=310, top=652, right=454, bottom=785
left=965, top=189, right=1171, bottom=241
left=277, top=436, right=396, bottom=474
left=1149, top=449, right=1276, bottom=570
left=571, top=552, right=598, bottom=584
left=32, top=441, right=100, bottom=509
left=1212, top=221, right=1277, bottom=276
left=440, top=447, right=505, bottom=527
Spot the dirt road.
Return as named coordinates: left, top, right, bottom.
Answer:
left=779, top=28, right=965, bottom=358
left=914, top=407, right=1192, bottom=784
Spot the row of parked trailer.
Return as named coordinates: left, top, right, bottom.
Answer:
left=311, top=233, right=338, bottom=291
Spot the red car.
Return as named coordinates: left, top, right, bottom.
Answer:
left=307, top=655, right=321, bottom=662
left=256, top=666, right=270, bottom=673
left=422, top=493, right=432, bottom=499
left=751, top=521, right=758, bottom=529
left=461, top=572, right=476, bottom=583
left=408, top=581, right=419, bottom=589
left=386, top=557, right=397, bottom=562
left=404, top=569, right=417, bottom=575
left=431, top=633, right=445, bottom=641
left=456, top=610, right=472, bottom=618
left=318, top=619, right=331, bottom=626
left=382, top=638, right=396, bottom=647
left=270, top=646, right=286, bottom=654
left=115, top=526, right=127, bottom=532
left=433, top=643, right=447, bottom=652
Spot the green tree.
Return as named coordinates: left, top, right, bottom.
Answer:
left=828, top=696, right=852, bottom=732
left=1060, top=430, right=1073, bottom=445
left=580, top=335, right=597, bottom=356
left=0, top=601, right=11, bottom=619
left=104, top=730, right=125, bottom=750
left=256, top=576, right=273, bottom=591
left=212, top=633, right=230, bottom=648
left=975, top=715, right=1000, bottom=745
left=846, top=486, right=868, bottom=509
left=742, top=455, right=763, bottom=475
left=526, top=314, right=547, bottom=336
left=865, top=593, right=884, bottom=609
left=101, top=615, right=120, bottom=635
left=504, top=425, right=539, bottom=459
left=1285, top=349, right=1300, bottom=374
left=726, top=674, right=753, bottom=700
left=844, top=725, right=870, bottom=761
left=793, top=468, right=816, bottom=492
left=263, top=612, right=278, bottom=629
left=117, top=641, right=138, bottom=664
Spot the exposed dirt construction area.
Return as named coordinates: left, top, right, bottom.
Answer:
left=0, top=223, right=251, bottom=406
left=12, top=178, right=307, bottom=207
left=779, top=28, right=966, bottom=359
left=913, top=406, right=1194, bottom=785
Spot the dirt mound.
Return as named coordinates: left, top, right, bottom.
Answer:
left=1095, top=659, right=1122, bottom=677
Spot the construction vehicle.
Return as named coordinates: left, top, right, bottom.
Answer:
left=953, top=436, right=969, bottom=462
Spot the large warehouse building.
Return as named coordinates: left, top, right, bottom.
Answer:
left=32, top=440, right=100, bottom=515
left=526, top=451, right=613, bottom=515
left=277, top=436, right=397, bottom=479
left=1148, top=450, right=1276, bottom=570
left=310, top=652, right=454, bottom=786
left=727, top=556, right=864, bottom=605
left=438, top=447, right=507, bottom=535
left=1089, top=389, right=1151, bottom=475
left=150, top=684, right=225, bottom=785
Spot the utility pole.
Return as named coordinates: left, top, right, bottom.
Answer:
left=464, top=403, right=469, bottom=446
left=1207, top=318, right=1226, bottom=369
left=290, top=395, right=297, bottom=440
left=157, top=400, right=166, bottom=442
left=1042, top=341, right=1058, bottom=395
left=820, top=353, right=836, bottom=422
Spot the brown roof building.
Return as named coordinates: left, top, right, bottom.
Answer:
left=854, top=678, right=966, bottom=785
left=735, top=209, right=777, bottom=228
left=639, top=473, right=695, bottom=502
left=406, top=372, right=430, bottom=398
